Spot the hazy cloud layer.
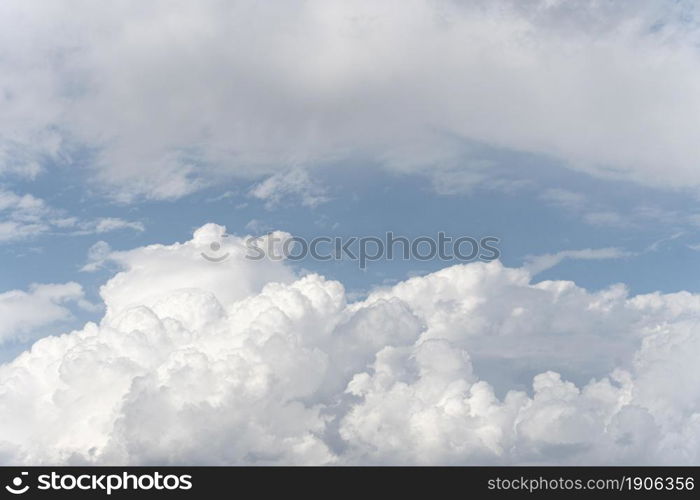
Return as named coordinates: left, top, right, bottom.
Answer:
left=1, top=1, right=699, bottom=199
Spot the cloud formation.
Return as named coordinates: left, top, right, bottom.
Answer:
left=523, top=247, right=633, bottom=275
left=250, top=168, right=329, bottom=209
left=1, top=1, right=699, bottom=199
left=0, top=282, right=89, bottom=344
left=1, top=224, right=699, bottom=465
left=0, top=189, right=144, bottom=243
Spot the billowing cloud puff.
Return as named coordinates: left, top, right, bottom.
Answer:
left=1, top=1, right=700, bottom=199
left=1, top=224, right=699, bottom=464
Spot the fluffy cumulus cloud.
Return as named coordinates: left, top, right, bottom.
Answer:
left=1, top=1, right=700, bottom=199
left=1, top=224, right=699, bottom=465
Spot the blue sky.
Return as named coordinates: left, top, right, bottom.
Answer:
left=4, top=144, right=700, bottom=357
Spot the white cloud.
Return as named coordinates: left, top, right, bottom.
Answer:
left=97, top=224, right=296, bottom=321
left=250, top=169, right=329, bottom=209
left=539, top=188, right=700, bottom=231
left=0, top=189, right=144, bottom=243
left=0, top=189, right=53, bottom=242
left=0, top=282, right=87, bottom=344
left=244, top=219, right=273, bottom=234
left=1, top=224, right=700, bottom=464
left=93, top=218, right=145, bottom=234
left=1, top=1, right=700, bottom=199
left=69, top=218, right=147, bottom=236
left=81, top=240, right=112, bottom=272
left=523, top=247, right=634, bottom=275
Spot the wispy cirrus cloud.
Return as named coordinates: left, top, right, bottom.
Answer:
left=0, top=189, right=144, bottom=243
left=523, top=247, right=634, bottom=275
left=250, top=168, right=329, bottom=210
